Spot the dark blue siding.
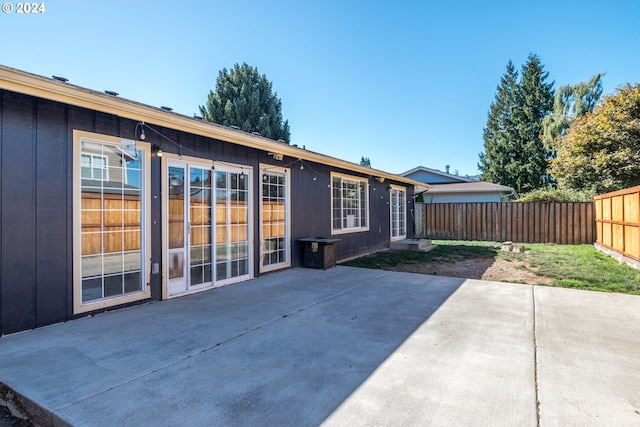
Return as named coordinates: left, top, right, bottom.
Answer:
left=1, top=91, right=37, bottom=334
left=0, top=89, right=413, bottom=335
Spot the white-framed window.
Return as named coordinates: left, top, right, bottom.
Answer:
left=390, top=185, right=407, bottom=241
left=81, top=153, right=108, bottom=181
left=260, top=165, right=291, bottom=272
left=331, top=172, right=369, bottom=234
left=73, top=131, right=151, bottom=314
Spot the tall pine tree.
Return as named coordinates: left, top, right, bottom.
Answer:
left=478, top=61, right=519, bottom=187
left=515, top=53, right=555, bottom=191
left=200, top=63, right=291, bottom=143
left=479, top=54, right=554, bottom=194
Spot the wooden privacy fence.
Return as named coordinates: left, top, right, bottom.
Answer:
left=595, top=185, right=640, bottom=263
left=421, top=202, right=595, bottom=244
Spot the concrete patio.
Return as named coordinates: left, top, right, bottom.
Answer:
left=0, top=266, right=639, bottom=426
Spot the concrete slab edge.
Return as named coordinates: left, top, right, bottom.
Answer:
left=0, top=382, right=72, bottom=427
left=594, top=243, right=640, bottom=270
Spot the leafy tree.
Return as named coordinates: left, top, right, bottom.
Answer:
left=200, top=63, right=291, bottom=143
left=541, top=74, right=603, bottom=155
left=550, top=83, right=640, bottom=194
left=479, top=54, right=554, bottom=194
left=359, top=156, right=371, bottom=167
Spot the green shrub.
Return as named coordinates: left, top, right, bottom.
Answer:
left=516, top=188, right=594, bottom=202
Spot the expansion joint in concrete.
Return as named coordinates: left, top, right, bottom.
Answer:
left=532, top=285, right=541, bottom=427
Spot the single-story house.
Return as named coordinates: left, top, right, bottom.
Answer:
left=0, top=65, right=426, bottom=336
left=401, top=166, right=517, bottom=202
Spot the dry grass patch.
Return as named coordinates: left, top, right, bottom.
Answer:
left=342, top=240, right=640, bottom=294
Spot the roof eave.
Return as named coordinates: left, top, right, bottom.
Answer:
left=0, top=65, right=425, bottom=188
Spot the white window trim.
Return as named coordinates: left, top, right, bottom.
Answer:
left=390, top=184, right=407, bottom=242
left=73, top=130, right=151, bottom=314
left=331, top=172, right=369, bottom=235
left=259, top=164, right=291, bottom=273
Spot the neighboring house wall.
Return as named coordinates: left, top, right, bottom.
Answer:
left=402, top=167, right=515, bottom=203
left=422, top=192, right=507, bottom=203
left=0, top=87, right=414, bottom=335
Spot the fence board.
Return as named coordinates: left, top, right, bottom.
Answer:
left=421, top=202, right=595, bottom=244
left=595, top=185, right=640, bottom=262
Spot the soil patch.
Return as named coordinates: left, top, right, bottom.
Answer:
left=390, top=257, right=553, bottom=285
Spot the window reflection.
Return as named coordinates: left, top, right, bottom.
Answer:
left=80, top=141, right=144, bottom=303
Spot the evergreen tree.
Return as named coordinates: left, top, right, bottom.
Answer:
left=200, top=63, right=291, bottom=143
left=514, top=53, right=555, bottom=191
left=479, top=54, right=554, bottom=194
left=359, top=156, right=371, bottom=167
left=478, top=61, right=519, bottom=187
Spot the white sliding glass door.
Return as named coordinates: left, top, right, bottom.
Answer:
left=164, top=159, right=252, bottom=298
left=214, top=165, right=252, bottom=285
left=167, top=161, right=214, bottom=296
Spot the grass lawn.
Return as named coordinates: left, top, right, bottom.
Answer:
left=341, top=240, right=640, bottom=295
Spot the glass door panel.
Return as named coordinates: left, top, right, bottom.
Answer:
left=167, top=162, right=214, bottom=297
left=391, top=187, right=407, bottom=240
left=189, top=167, right=212, bottom=287
left=168, top=166, right=186, bottom=294
left=215, top=169, right=250, bottom=284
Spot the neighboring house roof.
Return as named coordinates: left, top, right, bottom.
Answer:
left=0, top=64, right=427, bottom=191
left=400, top=165, right=474, bottom=184
left=401, top=165, right=517, bottom=200
left=426, top=182, right=515, bottom=194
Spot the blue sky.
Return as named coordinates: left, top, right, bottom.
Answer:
left=1, top=1, right=638, bottom=177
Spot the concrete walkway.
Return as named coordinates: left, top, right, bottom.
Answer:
left=0, top=267, right=639, bottom=426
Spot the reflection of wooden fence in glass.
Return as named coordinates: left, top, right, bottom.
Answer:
left=262, top=201, right=285, bottom=238
left=168, top=194, right=185, bottom=248
left=595, top=185, right=640, bottom=263
left=215, top=201, right=248, bottom=243
left=81, top=193, right=141, bottom=255
left=190, top=195, right=211, bottom=246
left=168, top=195, right=218, bottom=246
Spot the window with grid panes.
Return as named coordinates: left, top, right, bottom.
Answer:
left=261, top=169, right=289, bottom=269
left=331, top=173, right=369, bottom=233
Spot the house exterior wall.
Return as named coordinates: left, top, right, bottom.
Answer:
left=0, top=89, right=413, bottom=335
left=422, top=191, right=507, bottom=203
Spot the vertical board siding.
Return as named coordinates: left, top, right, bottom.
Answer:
left=0, top=91, right=2, bottom=334
left=422, top=202, right=596, bottom=244
left=35, top=100, right=69, bottom=327
left=595, top=186, right=640, bottom=262
left=0, top=88, right=414, bottom=335
left=1, top=92, right=37, bottom=333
